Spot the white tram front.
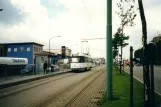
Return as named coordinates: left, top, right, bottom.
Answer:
left=70, top=55, right=93, bottom=71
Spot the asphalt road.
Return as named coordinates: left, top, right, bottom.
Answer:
left=125, top=66, right=161, bottom=95
left=0, top=65, right=105, bottom=107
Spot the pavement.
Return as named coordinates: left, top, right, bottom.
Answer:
left=124, top=65, right=161, bottom=96
left=0, top=69, right=70, bottom=89
left=124, top=65, right=161, bottom=107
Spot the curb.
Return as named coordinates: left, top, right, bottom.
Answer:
left=0, top=71, right=70, bottom=89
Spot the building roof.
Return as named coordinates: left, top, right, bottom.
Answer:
left=43, top=51, right=55, bottom=54
left=35, top=53, right=49, bottom=56
left=0, top=42, right=44, bottom=46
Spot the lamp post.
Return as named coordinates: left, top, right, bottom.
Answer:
left=49, top=36, right=61, bottom=55
left=48, top=36, right=60, bottom=66
left=0, top=9, right=3, bottom=11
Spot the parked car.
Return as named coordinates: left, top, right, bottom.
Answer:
left=47, top=64, right=60, bottom=72
left=20, top=64, right=35, bottom=74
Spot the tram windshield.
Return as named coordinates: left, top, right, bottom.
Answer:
left=71, top=56, right=92, bottom=63
left=71, top=58, right=79, bottom=63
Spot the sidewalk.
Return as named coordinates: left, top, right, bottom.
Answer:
left=0, top=70, right=70, bottom=89
left=155, top=65, right=161, bottom=68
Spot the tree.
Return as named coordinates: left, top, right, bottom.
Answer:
left=113, top=32, right=129, bottom=48
left=113, top=49, right=118, bottom=59
left=112, top=33, right=119, bottom=59
left=116, top=0, right=137, bottom=73
left=112, top=33, right=119, bottom=72
left=112, top=32, right=129, bottom=74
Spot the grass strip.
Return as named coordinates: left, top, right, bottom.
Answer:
left=99, top=67, right=161, bottom=107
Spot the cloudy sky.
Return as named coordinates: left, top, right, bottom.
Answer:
left=0, top=0, right=161, bottom=59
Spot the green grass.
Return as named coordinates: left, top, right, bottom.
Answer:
left=100, top=68, right=161, bottom=107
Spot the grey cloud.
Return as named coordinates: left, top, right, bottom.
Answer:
left=126, top=27, right=158, bottom=50
left=0, top=0, right=26, bottom=25
left=143, top=0, right=161, bottom=8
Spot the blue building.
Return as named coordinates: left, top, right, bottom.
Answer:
left=0, top=42, right=44, bottom=64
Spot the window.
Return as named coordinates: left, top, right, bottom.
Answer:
left=14, top=48, right=17, bottom=52
left=27, top=47, right=30, bottom=51
left=71, top=58, right=79, bottom=63
left=20, top=47, right=24, bottom=52
left=34, top=47, right=38, bottom=52
left=79, top=56, right=85, bottom=62
left=86, top=58, right=92, bottom=62
left=8, top=48, right=11, bottom=52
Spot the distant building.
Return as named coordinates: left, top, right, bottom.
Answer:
left=93, top=57, right=105, bottom=64
left=43, top=46, right=71, bottom=56
left=0, top=42, right=43, bottom=64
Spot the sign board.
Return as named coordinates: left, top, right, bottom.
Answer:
left=0, top=57, right=28, bottom=65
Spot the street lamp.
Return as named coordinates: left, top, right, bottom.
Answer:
left=0, top=9, right=3, bottom=11
left=49, top=36, right=61, bottom=55
left=48, top=36, right=60, bottom=67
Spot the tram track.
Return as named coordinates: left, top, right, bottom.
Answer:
left=66, top=70, right=106, bottom=107
left=0, top=67, right=104, bottom=99
left=0, top=66, right=105, bottom=107
left=0, top=72, right=76, bottom=98
left=37, top=67, right=105, bottom=107
left=65, top=72, right=105, bottom=107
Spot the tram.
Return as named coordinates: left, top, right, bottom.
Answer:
left=70, top=55, right=93, bottom=71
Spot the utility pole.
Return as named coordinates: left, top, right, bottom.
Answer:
left=138, top=0, right=150, bottom=106
left=130, top=46, right=134, bottom=107
left=107, top=0, right=113, bottom=99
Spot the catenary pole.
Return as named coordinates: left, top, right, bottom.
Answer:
left=106, top=0, right=113, bottom=99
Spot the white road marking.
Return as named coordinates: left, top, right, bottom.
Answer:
left=125, top=71, right=161, bottom=96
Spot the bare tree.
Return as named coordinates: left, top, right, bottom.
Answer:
left=116, top=0, right=137, bottom=73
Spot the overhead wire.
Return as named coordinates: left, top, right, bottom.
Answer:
left=81, top=38, right=106, bottom=40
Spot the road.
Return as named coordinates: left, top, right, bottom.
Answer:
left=125, top=66, right=161, bottom=95
left=0, top=65, right=106, bottom=107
